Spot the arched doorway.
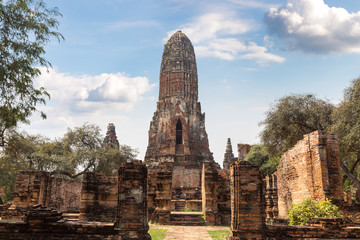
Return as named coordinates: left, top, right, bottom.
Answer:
left=176, top=119, right=182, bottom=144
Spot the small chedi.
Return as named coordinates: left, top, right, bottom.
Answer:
left=103, top=123, right=120, bottom=148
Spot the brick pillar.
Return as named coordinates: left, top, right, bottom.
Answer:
left=227, top=161, right=265, bottom=240
left=151, top=162, right=173, bottom=224
left=115, top=160, right=150, bottom=239
left=265, top=175, right=274, bottom=221
left=271, top=174, right=279, bottom=219
left=202, top=160, right=219, bottom=225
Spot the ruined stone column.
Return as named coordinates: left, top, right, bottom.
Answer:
left=202, top=160, right=219, bottom=225
left=227, top=161, right=265, bottom=240
left=115, top=160, right=150, bottom=239
left=265, top=175, right=274, bottom=221
left=271, top=174, right=279, bottom=219
left=151, top=162, right=173, bottom=224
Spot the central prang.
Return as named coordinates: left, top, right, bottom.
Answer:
left=145, top=30, right=215, bottom=169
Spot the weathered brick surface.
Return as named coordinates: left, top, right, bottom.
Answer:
left=0, top=218, right=121, bottom=240
left=79, top=172, right=117, bottom=222
left=276, top=130, right=343, bottom=218
left=201, top=161, right=230, bottom=225
left=202, top=161, right=219, bottom=225
left=7, top=171, right=81, bottom=218
left=150, top=162, right=173, bottom=224
left=115, top=160, right=150, bottom=239
left=227, top=161, right=265, bottom=240
left=172, top=166, right=200, bottom=189
left=48, top=177, right=81, bottom=212
left=267, top=224, right=360, bottom=239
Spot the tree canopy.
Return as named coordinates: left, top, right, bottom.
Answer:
left=244, top=144, right=277, bottom=175
left=331, top=77, right=360, bottom=190
left=0, top=0, right=63, bottom=146
left=259, top=94, right=334, bottom=158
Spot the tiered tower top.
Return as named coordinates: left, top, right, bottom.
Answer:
left=159, top=30, right=198, bottom=103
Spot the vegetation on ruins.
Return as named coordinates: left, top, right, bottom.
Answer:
left=148, top=228, right=167, bottom=240
left=288, top=198, right=342, bottom=226
left=331, top=77, right=360, bottom=191
left=244, top=144, right=277, bottom=175
left=208, top=230, right=231, bottom=240
left=0, top=123, right=137, bottom=200
left=0, top=0, right=63, bottom=147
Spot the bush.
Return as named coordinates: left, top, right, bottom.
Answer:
left=288, top=198, right=342, bottom=225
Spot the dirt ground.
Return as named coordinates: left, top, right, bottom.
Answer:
left=150, top=225, right=230, bottom=240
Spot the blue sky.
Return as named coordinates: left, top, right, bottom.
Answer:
left=24, top=0, right=360, bottom=165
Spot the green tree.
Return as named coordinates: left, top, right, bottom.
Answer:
left=244, top=144, right=278, bottom=175
left=332, top=77, right=360, bottom=190
left=0, top=129, right=48, bottom=199
left=0, top=0, right=63, bottom=146
left=259, top=94, right=334, bottom=159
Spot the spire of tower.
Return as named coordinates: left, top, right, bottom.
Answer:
left=223, top=138, right=234, bottom=169
left=159, top=30, right=198, bottom=103
left=103, top=123, right=119, bottom=149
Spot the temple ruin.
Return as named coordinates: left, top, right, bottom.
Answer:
left=1, top=31, right=360, bottom=239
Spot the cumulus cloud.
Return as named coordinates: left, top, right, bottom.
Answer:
left=165, top=12, right=285, bottom=64
left=264, top=0, right=360, bottom=54
left=36, top=67, right=154, bottom=112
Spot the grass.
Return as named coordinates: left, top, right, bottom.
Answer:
left=148, top=229, right=168, bottom=240
left=208, top=230, right=231, bottom=240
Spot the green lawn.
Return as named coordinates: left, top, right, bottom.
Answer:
left=208, top=230, right=231, bottom=240
left=148, top=229, right=168, bottom=240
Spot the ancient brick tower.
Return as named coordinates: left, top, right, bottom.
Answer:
left=103, top=123, right=119, bottom=149
left=145, top=30, right=213, bottom=168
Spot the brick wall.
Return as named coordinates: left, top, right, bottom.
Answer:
left=79, top=172, right=118, bottom=222
left=0, top=160, right=150, bottom=239
left=276, top=130, right=343, bottom=218
left=172, top=166, right=200, bottom=189
left=10, top=171, right=81, bottom=213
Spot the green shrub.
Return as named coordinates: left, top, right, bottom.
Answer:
left=148, top=229, right=167, bottom=240
left=208, top=230, right=231, bottom=240
left=288, top=198, right=342, bottom=225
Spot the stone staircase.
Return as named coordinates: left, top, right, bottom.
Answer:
left=174, top=200, right=186, bottom=211
left=170, top=212, right=205, bottom=226
left=62, top=213, right=80, bottom=221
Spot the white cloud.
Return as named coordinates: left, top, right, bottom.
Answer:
left=165, top=12, right=285, bottom=64
left=264, top=0, right=360, bottom=54
left=36, top=67, right=154, bottom=112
